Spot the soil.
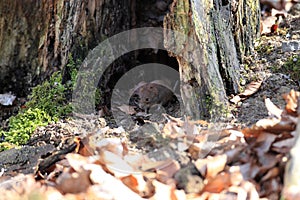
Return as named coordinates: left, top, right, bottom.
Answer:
left=234, top=5, right=300, bottom=126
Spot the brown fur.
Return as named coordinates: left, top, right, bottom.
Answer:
left=134, top=82, right=174, bottom=110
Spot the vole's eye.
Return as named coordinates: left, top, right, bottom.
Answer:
left=145, top=98, right=150, bottom=102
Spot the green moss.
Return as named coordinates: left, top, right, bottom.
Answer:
left=280, top=55, right=300, bottom=81
left=255, top=42, right=274, bottom=55
left=26, top=71, right=73, bottom=118
left=66, top=54, right=79, bottom=84
left=1, top=108, right=52, bottom=145
left=0, top=54, right=80, bottom=149
left=0, top=142, right=18, bottom=152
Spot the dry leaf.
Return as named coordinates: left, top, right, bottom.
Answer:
left=205, top=155, right=227, bottom=179
left=240, top=81, right=263, bottom=97
left=121, top=174, right=154, bottom=197
left=260, top=16, right=277, bottom=34
left=265, top=98, right=283, bottom=118
left=150, top=180, right=185, bottom=200
left=229, top=171, right=243, bottom=186
left=65, top=153, right=90, bottom=171
left=56, top=170, right=91, bottom=194
left=261, top=167, right=279, bottom=182
left=156, top=160, right=180, bottom=184
left=254, top=132, right=277, bottom=153
left=230, top=95, right=242, bottom=104
left=120, top=175, right=139, bottom=193
left=141, top=158, right=174, bottom=171
left=188, top=140, right=212, bottom=160
left=283, top=90, right=300, bottom=115
left=202, top=172, right=231, bottom=193
left=84, top=163, right=144, bottom=199
left=242, top=118, right=296, bottom=137
left=230, top=80, right=263, bottom=104
left=96, top=138, right=126, bottom=157
left=194, top=155, right=227, bottom=179
left=273, top=136, right=295, bottom=149
left=101, top=150, right=135, bottom=177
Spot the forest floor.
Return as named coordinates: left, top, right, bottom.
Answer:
left=235, top=11, right=300, bottom=127
left=0, top=6, right=300, bottom=200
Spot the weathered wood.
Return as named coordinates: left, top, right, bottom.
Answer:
left=232, top=0, right=261, bottom=61
left=164, top=0, right=260, bottom=119
left=0, top=0, right=131, bottom=96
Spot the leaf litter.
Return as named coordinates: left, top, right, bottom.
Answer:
left=0, top=89, right=298, bottom=200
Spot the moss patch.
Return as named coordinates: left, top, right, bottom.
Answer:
left=279, top=55, right=300, bottom=81
left=0, top=55, right=79, bottom=150
left=25, top=71, right=73, bottom=118
left=2, top=108, right=52, bottom=146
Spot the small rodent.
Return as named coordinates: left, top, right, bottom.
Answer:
left=132, top=81, right=174, bottom=111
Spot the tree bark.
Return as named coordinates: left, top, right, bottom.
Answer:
left=0, top=0, right=260, bottom=120
left=0, top=0, right=131, bottom=96
left=164, top=0, right=260, bottom=119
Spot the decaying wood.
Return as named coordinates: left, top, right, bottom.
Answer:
left=0, top=0, right=131, bottom=96
left=164, top=0, right=260, bottom=119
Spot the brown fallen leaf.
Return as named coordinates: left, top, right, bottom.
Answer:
left=121, top=174, right=138, bottom=193
left=265, top=98, right=283, bottom=118
left=121, top=174, right=155, bottom=197
left=260, top=16, right=277, bottom=34
left=150, top=180, right=186, bottom=200
left=228, top=181, right=260, bottom=200
left=100, top=150, right=136, bottom=177
left=242, top=118, right=296, bottom=137
left=202, top=172, right=231, bottom=193
left=272, top=137, right=295, bottom=149
left=261, top=167, right=279, bottom=182
left=83, top=163, right=147, bottom=200
left=97, top=137, right=128, bottom=157
left=230, top=80, right=263, bottom=104
left=65, top=153, right=90, bottom=171
left=141, top=158, right=174, bottom=171
left=162, top=116, right=185, bottom=137
left=194, top=155, right=227, bottom=179
left=156, top=160, right=180, bottom=185
left=228, top=169, right=243, bottom=186
left=188, top=142, right=210, bottom=160
left=254, top=132, right=277, bottom=153
left=283, top=90, right=300, bottom=115
left=56, top=170, right=92, bottom=194
left=240, top=80, right=263, bottom=97
left=260, top=178, right=281, bottom=198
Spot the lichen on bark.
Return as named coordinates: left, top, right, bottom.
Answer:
left=164, top=0, right=235, bottom=119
